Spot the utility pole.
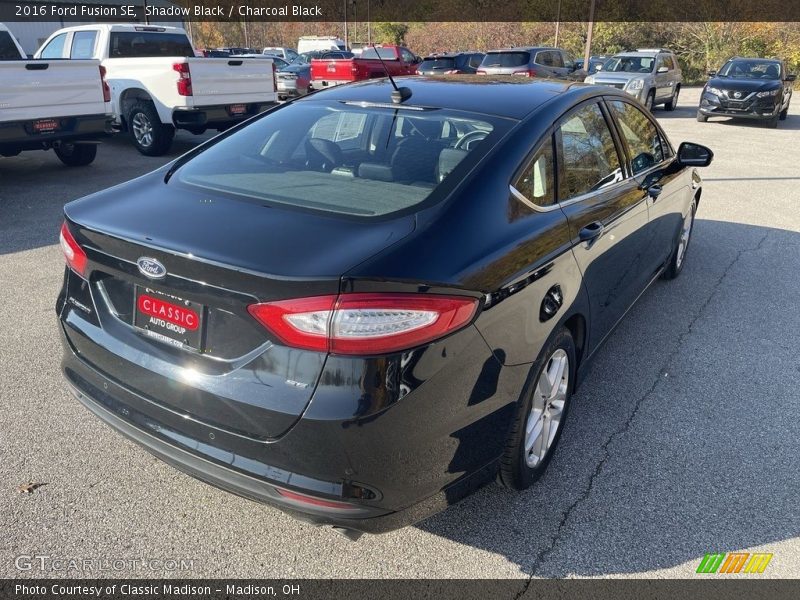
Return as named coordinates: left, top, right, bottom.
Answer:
left=343, top=0, right=348, bottom=48
left=367, top=0, right=371, bottom=44
left=583, top=0, right=596, bottom=71
left=554, top=0, right=561, bottom=47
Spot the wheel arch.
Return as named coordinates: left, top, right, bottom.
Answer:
left=118, top=88, right=155, bottom=130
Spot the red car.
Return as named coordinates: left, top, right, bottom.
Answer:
left=310, top=45, right=420, bottom=90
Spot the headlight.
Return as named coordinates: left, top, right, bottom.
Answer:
left=584, top=75, right=595, bottom=84
left=627, top=78, right=644, bottom=90
left=756, top=88, right=780, bottom=98
left=706, top=86, right=724, bottom=96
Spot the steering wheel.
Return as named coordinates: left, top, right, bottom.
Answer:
left=455, top=130, right=488, bottom=151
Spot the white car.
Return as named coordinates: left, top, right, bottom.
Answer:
left=297, top=36, right=347, bottom=54
left=36, top=24, right=279, bottom=156
left=261, top=47, right=298, bottom=61
left=0, top=23, right=112, bottom=166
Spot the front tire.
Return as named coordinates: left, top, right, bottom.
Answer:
left=644, top=90, right=655, bottom=111
left=499, top=328, right=576, bottom=490
left=128, top=102, right=175, bottom=156
left=54, top=143, right=97, bottom=167
left=779, top=106, right=788, bottom=121
left=662, top=198, right=696, bottom=280
left=664, top=85, right=680, bottom=111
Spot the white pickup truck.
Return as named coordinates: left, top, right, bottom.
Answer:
left=35, top=24, right=279, bottom=156
left=0, top=23, right=112, bottom=166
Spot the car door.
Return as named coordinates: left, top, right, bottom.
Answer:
left=654, top=54, right=673, bottom=100
left=550, top=50, right=569, bottom=79
left=554, top=100, right=652, bottom=346
left=534, top=50, right=556, bottom=78
left=399, top=47, right=417, bottom=74
left=606, top=98, right=691, bottom=275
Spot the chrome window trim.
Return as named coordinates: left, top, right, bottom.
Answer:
left=510, top=175, right=632, bottom=214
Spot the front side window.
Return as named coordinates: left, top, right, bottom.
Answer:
left=176, top=103, right=506, bottom=218
left=557, top=103, right=623, bottom=200
left=608, top=100, right=667, bottom=174
left=514, top=138, right=555, bottom=207
left=40, top=33, right=67, bottom=59
left=70, top=31, right=96, bottom=59
left=400, top=48, right=416, bottom=63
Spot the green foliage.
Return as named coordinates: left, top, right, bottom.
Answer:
left=373, top=22, right=410, bottom=45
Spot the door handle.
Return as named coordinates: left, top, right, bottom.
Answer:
left=578, top=221, right=604, bottom=242
left=647, top=183, right=663, bottom=200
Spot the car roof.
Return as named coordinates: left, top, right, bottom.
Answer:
left=614, top=51, right=661, bottom=58
left=487, top=47, right=559, bottom=53
left=300, top=75, right=598, bottom=120
left=54, top=24, right=186, bottom=34
left=423, top=52, right=482, bottom=58
left=727, top=57, right=781, bottom=63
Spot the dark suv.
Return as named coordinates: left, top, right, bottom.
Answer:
left=697, top=57, right=796, bottom=128
left=478, top=46, right=583, bottom=80
left=417, top=52, right=485, bottom=75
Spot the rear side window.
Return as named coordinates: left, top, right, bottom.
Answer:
left=40, top=33, right=67, bottom=59
left=556, top=103, right=623, bottom=200
left=535, top=51, right=554, bottom=66
left=176, top=103, right=506, bottom=218
left=607, top=100, right=667, bottom=174
left=468, top=54, right=484, bottom=69
left=0, top=31, right=22, bottom=59
left=482, top=52, right=530, bottom=68
left=70, top=31, right=96, bottom=59
left=514, top=138, right=555, bottom=207
left=109, top=32, right=194, bottom=58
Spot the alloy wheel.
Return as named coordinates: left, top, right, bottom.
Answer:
left=132, top=112, right=154, bottom=148
left=525, top=349, right=569, bottom=468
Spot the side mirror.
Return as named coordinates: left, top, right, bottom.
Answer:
left=708, top=70, right=717, bottom=77
left=656, top=66, right=669, bottom=73
left=786, top=74, right=797, bottom=82
left=677, top=142, right=714, bottom=167
left=595, top=64, right=603, bottom=71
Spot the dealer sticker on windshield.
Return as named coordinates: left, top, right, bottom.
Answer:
left=133, top=286, right=204, bottom=350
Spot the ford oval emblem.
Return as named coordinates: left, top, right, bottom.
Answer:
left=137, top=257, right=167, bottom=279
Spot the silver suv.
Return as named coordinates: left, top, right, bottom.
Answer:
left=584, top=48, right=682, bottom=111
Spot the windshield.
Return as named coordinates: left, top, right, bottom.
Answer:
left=360, top=47, right=398, bottom=60
left=481, top=51, right=530, bottom=68
left=109, top=32, right=194, bottom=58
left=603, top=56, right=654, bottom=74
left=718, top=60, right=781, bottom=80
left=176, top=102, right=507, bottom=218
left=419, top=58, right=456, bottom=70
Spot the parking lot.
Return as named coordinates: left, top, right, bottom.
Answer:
left=2, top=86, right=799, bottom=580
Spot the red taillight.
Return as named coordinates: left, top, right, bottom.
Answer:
left=247, top=293, right=479, bottom=355
left=99, top=65, right=111, bottom=102
left=59, top=222, right=87, bottom=277
left=275, top=488, right=358, bottom=511
left=512, top=68, right=537, bottom=77
left=173, top=62, right=192, bottom=96
left=476, top=69, right=487, bottom=74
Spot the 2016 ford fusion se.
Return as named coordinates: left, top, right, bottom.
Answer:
left=56, top=76, right=712, bottom=538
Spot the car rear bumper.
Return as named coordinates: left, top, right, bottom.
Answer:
left=310, top=79, right=350, bottom=90
left=58, top=279, right=521, bottom=533
left=0, top=113, right=112, bottom=151
left=172, top=102, right=277, bottom=130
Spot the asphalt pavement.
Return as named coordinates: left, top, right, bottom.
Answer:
left=1, top=87, right=799, bottom=580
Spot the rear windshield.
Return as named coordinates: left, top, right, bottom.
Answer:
left=0, top=31, right=23, bottom=59
left=176, top=102, right=507, bottom=218
left=360, top=47, right=398, bottom=60
left=481, top=51, right=530, bottom=68
left=109, top=32, right=194, bottom=58
left=419, top=58, right=456, bottom=70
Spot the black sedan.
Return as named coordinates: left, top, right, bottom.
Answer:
left=57, top=76, right=712, bottom=537
left=417, top=52, right=485, bottom=75
left=697, top=57, right=796, bottom=128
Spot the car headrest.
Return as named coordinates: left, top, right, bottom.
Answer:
left=358, top=162, right=394, bottom=182
left=437, top=148, right=468, bottom=182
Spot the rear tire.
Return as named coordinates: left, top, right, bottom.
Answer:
left=54, top=143, right=97, bottom=167
left=662, top=198, right=696, bottom=280
left=128, top=102, right=174, bottom=156
left=499, top=328, right=576, bottom=490
left=696, top=111, right=708, bottom=123
left=664, top=85, right=679, bottom=111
